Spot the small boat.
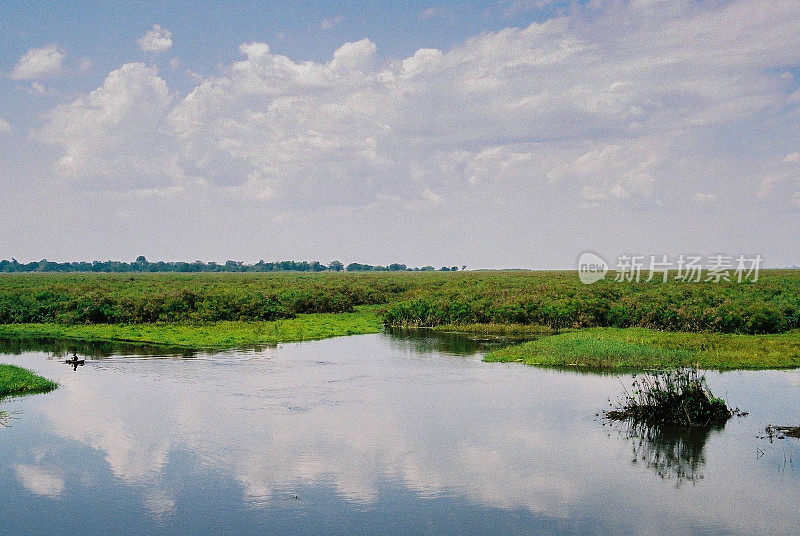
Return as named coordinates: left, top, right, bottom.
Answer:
left=65, top=353, right=85, bottom=370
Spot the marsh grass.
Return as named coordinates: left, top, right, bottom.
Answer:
left=0, top=307, right=384, bottom=349
left=485, top=329, right=692, bottom=370
left=484, top=327, right=800, bottom=371
left=0, top=364, right=57, bottom=399
left=605, top=368, right=733, bottom=428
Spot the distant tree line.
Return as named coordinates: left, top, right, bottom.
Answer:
left=0, top=257, right=464, bottom=273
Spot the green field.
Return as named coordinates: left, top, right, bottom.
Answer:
left=0, top=271, right=799, bottom=370
left=0, top=363, right=57, bottom=399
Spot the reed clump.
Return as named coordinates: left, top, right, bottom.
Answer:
left=605, top=368, right=735, bottom=427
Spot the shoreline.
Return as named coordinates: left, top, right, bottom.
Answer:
left=1, top=314, right=799, bottom=372
left=0, top=308, right=384, bottom=351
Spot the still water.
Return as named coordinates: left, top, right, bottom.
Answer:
left=1, top=332, right=798, bottom=535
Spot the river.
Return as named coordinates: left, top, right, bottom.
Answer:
left=1, top=331, right=798, bottom=535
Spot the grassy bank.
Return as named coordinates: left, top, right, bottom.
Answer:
left=0, top=307, right=384, bottom=349
left=0, top=364, right=57, bottom=399
left=485, top=327, right=800, bottom=371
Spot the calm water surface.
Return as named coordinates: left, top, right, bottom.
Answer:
left=1, top=332, right=799, bottom=535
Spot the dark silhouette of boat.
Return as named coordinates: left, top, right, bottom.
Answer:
left=65, top=352, right=85, bottom=370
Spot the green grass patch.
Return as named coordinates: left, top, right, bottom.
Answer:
left=0, top=307, right=384, bottom=350
left=485, top=327, right=800, bottom=371
left=0, top=364, right=57, bottom=399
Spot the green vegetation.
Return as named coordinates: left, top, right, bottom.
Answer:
left=0, top=271, right=799, bottom=369
left=2, top=270, right=799, bottom=335
left=0, top=308, right=384, bottom=349
left=485, top=327, right=800, bottom=371
left=0, top=364, right=57, bottom=399
left=0, top=272, right=409, bottom=324
left=605, top=368, right=733, bottom=427
left=383, top=270, right=800, bottom=335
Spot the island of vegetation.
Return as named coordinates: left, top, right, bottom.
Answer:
left=0, top=364, right=57, bottom=399
left=0, top=265, right=798, bottom=371
left=605, top=368, right=736, bottom=428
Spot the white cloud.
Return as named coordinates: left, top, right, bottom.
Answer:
left=758, top=149, right=800, bottom=202
left=138, top=24, right=173, bottom=53
left=37, top=62, right=177, bottom=191
left=35, top=0, right=800, bottom=213
left=29, top=81, right=47, bottom=95
left=320, top=15, right=344, bottom=30
left=11, top=44, right=65, bottom=80
left=330, top=38, right=377, bottom=72
left=548, top=141, right=664, bottom=200
left=14, top=465, right=64, bottom=498
left=0, top=117, right=11, bottom=133
left=758, top=173, right=786, bottom=197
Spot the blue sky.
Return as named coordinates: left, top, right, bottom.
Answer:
left=1, top=1, right=799, bottom=267
left=0, top=1, right=572, bottom=95
left=0, top=0, right=591, bottom=135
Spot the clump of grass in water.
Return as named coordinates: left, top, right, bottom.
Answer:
left=605, top=368, right=736, bottom=428
left=0, top=364, right=58, bottom=399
